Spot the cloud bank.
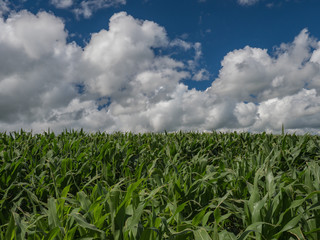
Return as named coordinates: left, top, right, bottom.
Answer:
left=0, top=10, right=320, bottom=134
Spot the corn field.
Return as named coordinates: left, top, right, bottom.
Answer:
left=0, top=130, right=320, bottom=239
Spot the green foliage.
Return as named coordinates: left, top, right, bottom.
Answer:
left=0, top=130, right=319, bottom=239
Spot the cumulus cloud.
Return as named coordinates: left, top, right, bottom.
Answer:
left=208, top=28, right=320, bottom=133
left=0, top=11, right=196, bottom=132
left=83, top=12, right=175, bottom=97
left=210, top=29, right=320, bottom=101
left=1, top=10, right=320, bottom=134
left=0, top=10, right=85, bottom=128
left=254, top=89, right=320, bottom=131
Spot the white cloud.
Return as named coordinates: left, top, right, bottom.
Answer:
left=73, top=0, right=126, bottom=18
left=82, top=12, right=186, bottom=99
left=209, top=28, right=320, bottom=133
left=234, top=102, right=258, bottom=127
left=0, top=0, right=9, bottom=16
left=237, top=0, right=259, bottom=6
left=0, top=10, right=83, bottom=126
left=192, top=69, right=210, bottom=81
left=253, top=89, right=320, bottom=131
left=238, top=0, right=297, bottom=7
left=0, top=11, right=68, bottom=59
left=0, top=11, right=193, bottom=132
left=1, top=11, right=320, bottom=134
left=170, top=39, right=192, bottom=50
left=210, top=29, right=320, bottom=102
left=50, top=0, right=126, bottom=18
left=187, top=42, right=208, bottom=80
left=51, top=0, right=73, bottom=9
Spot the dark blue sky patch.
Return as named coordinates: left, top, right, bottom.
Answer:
left=96, top=96, right=111, bottom=111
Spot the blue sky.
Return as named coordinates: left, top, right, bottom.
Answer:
left=1, top=0, right=320, bottom=133
left=15, top=0, right=320, bottom=90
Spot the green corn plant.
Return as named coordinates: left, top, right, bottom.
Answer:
left=0, top=130, right=319, bottom=239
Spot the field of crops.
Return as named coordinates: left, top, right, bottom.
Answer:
left=0, top=130, right=320, bottom=239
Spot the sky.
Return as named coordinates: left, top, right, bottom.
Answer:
left=1, top=0, right=320, bottom=134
